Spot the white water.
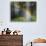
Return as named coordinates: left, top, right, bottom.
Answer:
left=25, top=9, right=32, bottom=21
left=24, top=2, right=32, bottom=21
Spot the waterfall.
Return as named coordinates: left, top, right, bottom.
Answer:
left=14, top=2, right=32, bottom=21
left=25, top=2, right=32, bottom=21
left=25, top=9, right=32, bottom=21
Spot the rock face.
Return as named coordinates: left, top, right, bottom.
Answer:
left=0, top=35, right=23, bottom=46
left=32, top=38, right=46, bottom=43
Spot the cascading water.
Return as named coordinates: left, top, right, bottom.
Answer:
left=14, top=2, right=32, bottom=21
left=24, top=2, right=32, bottom=21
